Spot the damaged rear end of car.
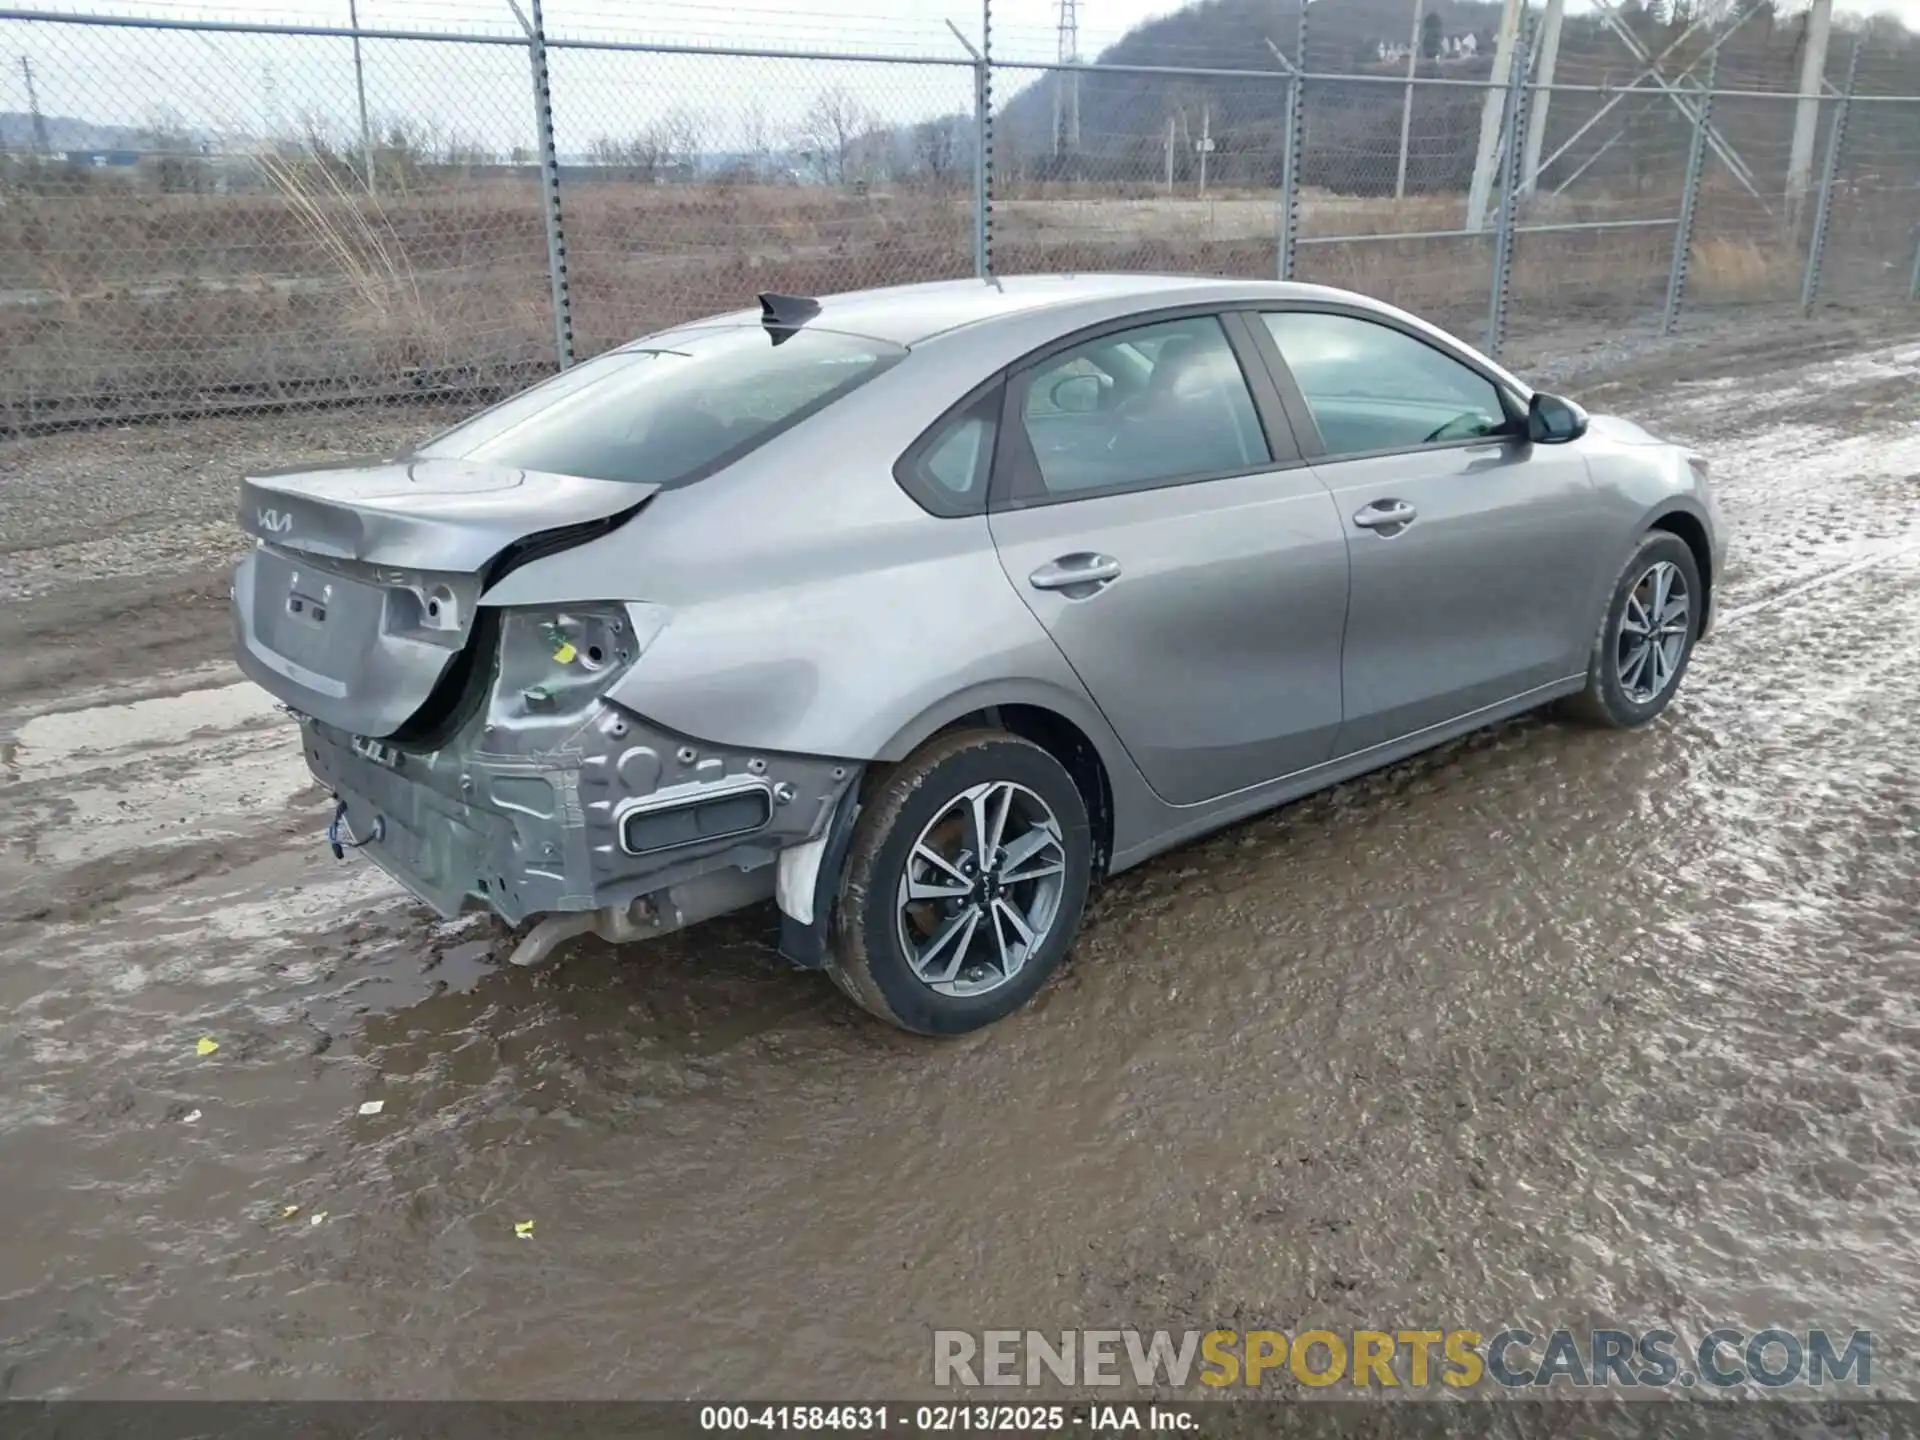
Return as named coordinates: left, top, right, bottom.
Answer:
left=231, top=315, right=895, bottom=965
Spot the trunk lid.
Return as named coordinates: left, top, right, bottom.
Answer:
left=232, top=458, right=652, bottom=738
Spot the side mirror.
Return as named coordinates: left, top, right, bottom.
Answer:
left=1527, top=390, right=1589, bottom=444
left=1050, top=374, right=1108, bottom=415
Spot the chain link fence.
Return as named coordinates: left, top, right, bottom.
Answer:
left=3, top=5, right=1919, bottom=429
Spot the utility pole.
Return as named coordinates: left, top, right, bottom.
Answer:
left=1465, top=0, right=1525, bottom=230
left=261, top=62, right=283, bottom=145
left=1395, top=0, right=1420, bottom=199
left=1786, top=0, right=1833, bottom=219
left=348, top=0, right=376, bottom=193
left=1520, top=0, right=1564, bottom=195
left=1197, top=103, right=1211, bottom=194
left=20, top=55, right=50, bottom=156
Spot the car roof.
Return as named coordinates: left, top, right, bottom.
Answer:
left=683, top=273, right=1359, bottom=348
left=639, top=273, right=1530, bottom=399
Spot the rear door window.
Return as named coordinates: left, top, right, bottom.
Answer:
left=415, top=325, right=905, bottom=487
left=1007, top=314, right=1271, bottom=501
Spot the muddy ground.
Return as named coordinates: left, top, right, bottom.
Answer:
left=1, top=309, right=1917, bottom=1400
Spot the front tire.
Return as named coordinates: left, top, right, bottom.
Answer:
left=1564, top=531, right=1702, bottom=729
left=825, top=729, right=1092, bottom=1036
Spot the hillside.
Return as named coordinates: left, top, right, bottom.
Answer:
left=0, top=112, right=161, bottom=153
left=992, top=0, right=1918, bottom=196
left=997, top=0, right=1505, bottom=192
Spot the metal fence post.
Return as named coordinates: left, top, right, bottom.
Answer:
left=945, top=13, right=990, bottom=278
left=347, top=0, right=375, bottom=195
left=1484, top=19, right=1530, bottom=360
left=978, top=0, right=993, bottom=277
left=1277, top=2, right=1307, bottom=281
left=1908, top=222, right=1920, bottom=303
left=1663, top=51, right=1716, bottom=336
left=1800, top=39, right=1858, bottom=315
left=525, top=0, right=574, bottom=367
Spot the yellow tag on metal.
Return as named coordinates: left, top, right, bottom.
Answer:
left=552, top=642, right=577, bottom=664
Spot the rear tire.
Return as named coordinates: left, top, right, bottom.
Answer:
left=825, top=729, right=1092, bottom=1036
left=1563, top=531, right=1702, bottom=729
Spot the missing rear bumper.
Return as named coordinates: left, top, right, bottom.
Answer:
left=506, top=866, right=779, bottom=966
left=306, top=698, right=859, bottom=929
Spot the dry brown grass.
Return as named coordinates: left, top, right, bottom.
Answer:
left=254, top=153, right=426, bottom=324
left=3, top=176, right=1906, bottom=425
left=1689, top=236, right=1799, bottom=300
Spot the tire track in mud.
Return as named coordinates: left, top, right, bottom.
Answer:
left=0, top=330, right=1916, bottom=1398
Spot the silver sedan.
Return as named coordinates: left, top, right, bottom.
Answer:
left=232, top=274, right=1729, bottom=1035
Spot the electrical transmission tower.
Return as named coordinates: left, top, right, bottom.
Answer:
left=260, top=62, right=284, bottom=145
left=21, top=55, right=51, bottom=155
left=1052, top=0, right=1081, bottom=157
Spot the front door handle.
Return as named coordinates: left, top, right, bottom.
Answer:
left=1352, top=499, right=1418, bottom=532
left=1029, top=553, right=1122, bottom=593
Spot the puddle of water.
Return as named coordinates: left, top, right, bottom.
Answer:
left=38, top=743, right=314, bottom=868
left=1663, top=342, right=1920, bottom=420
left=3, top=343, right=1920, bottom=1401
left=3, top=681, right=282, bottom=784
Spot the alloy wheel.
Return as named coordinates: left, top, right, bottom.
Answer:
left=1616, top=559, right=1690, bottom=704
left=895, top=780, right=1069, bottom=998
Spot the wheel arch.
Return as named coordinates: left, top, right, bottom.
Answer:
left=874, top=682, right=1122, bottom=882
left=1645, top=504, right=1714, bottom=632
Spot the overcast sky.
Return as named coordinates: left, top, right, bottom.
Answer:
left=5, top=0, right=1914, bottom=154
left=18, top=0, right=1912, bottom=57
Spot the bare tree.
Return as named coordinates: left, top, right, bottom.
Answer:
left=655, top=106, right=704, bottom=179
left=442, top=130, right=496, bottom=167
left=795, top=86, right=874, bottom=185
left=913, top=114, right=960, bottom=188
left=740, top=98, right=774, bottom=181
left=142, top=104, right=195, bottom=154
left=589, top=131, right=667, bottom=182
left=145, top=103, right=208, bottom=194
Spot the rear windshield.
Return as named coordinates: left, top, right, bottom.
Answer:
left=415, top=325, right=905, bottom=487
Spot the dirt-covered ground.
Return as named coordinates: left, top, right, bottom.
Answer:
left=1, top=309, right=1917, bottom=1400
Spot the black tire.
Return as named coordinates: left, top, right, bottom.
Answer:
left=824, top=729, right=1093, bottom=1036
left=1562, top=530, right=1703, bottom=729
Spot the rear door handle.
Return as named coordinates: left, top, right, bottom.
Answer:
left=1029, top=553, right=1122, bottom=592
left=1352, top=499, right=1418, bottom=531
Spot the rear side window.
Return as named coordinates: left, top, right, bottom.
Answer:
left=893, top=384, right=1001, bottom=516
left=416, top=326, right=905, bottom=487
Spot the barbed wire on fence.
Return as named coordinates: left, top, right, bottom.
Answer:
left=2, top=3, right=1918, bottom=428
